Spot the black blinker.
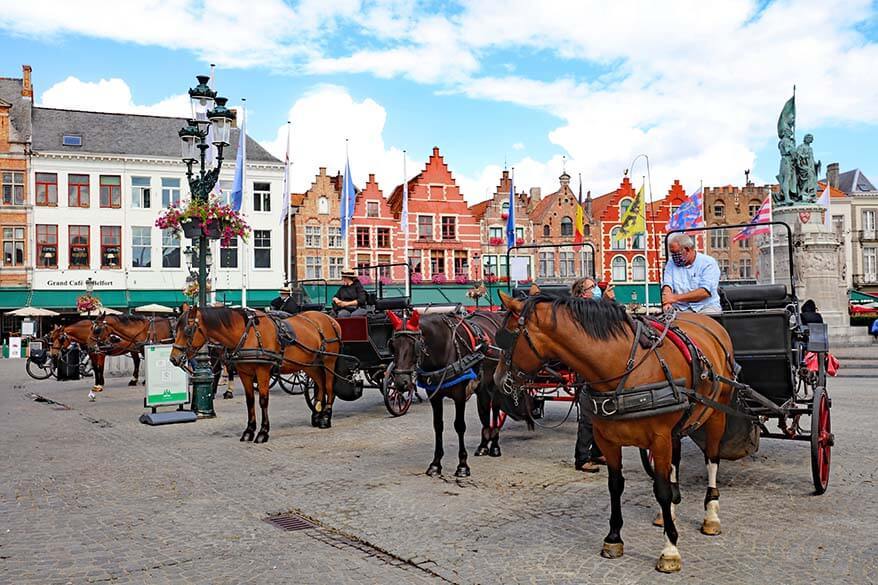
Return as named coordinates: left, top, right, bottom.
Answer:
left=495, top=327, right=514, bottom=350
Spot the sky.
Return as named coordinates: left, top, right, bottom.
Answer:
left=1, top=0, right=877, bottom=204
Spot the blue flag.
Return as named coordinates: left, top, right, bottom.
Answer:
left=340, top=155, right=356, bottom=236
left=230, top=114, right=246, bottom=211
left=506, top=170, right=516, bottom=249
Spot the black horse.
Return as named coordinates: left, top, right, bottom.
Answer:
left=388, top=309, right=533, bottom=478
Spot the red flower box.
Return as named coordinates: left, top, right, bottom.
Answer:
left=489, top=236, right=502, bottom=246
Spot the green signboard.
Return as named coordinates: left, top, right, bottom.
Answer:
left=145, top=345, right=189, bottom=407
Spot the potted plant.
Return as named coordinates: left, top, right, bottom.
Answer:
left=454, top=274, right=469, bottom=285
left=359, top=274, right=373, bottom=285
left=432, top=273, right=447, bottom=284
left=378, top=275, right=392, bottom=286
left=516, top=237, right=525, bottom=246
left=501, top=212, right=509, bottom=220
left=485, top=274, right=499, bottom=284
left=182, top=280, right=211, bottom=300
left=489, top=236, right=502, bottom=246
left=156, top=196, right=250, bottom=246
left=76, top=293, right=102, bottom=313
left=411, top=272, right=423, bottom=285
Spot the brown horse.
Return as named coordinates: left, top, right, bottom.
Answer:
left=169, top=306, right=342, bottom=442
left=495, top=292, right=736, bottom=573
left=49, top=321, right=142, bottom=395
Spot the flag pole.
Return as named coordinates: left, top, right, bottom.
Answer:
left=285, top=121, right=292, bottom=285
left=403, top=150, right=410, bottom=299
left=768, top=186, right=775, bottom=285
left=642, top=176, right=649, bottom=309
left=240, top=99, right=248, bottom=308
left=343, top=139, right=351, bottom=271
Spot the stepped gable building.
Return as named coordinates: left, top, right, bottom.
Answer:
left=469, top=169, right=535, bottom=280
left=291, top=167, right=347, bottom=282
left=594, top=177, right=688, bottom=292
left=0, top=65, right=33, bottom=291
left=831, top=166, right=878, bottom=293
left=350, top=173, right=406, bottom=282
left=387, top=147, right=480, bottom=281
left=528, top=171, right=597, bottom=281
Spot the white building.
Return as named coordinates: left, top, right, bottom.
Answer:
left=29, top=107, right=285, bottom=310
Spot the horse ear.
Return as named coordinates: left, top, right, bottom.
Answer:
left=499, top=291, right=523, bottom=313
left=528, top=283, right=541, bottom=296
left=386, top=310, right=403, bottom=331
left=181, top=302, right=190, bottom=313
left=406, top=309, right=420, bottom=331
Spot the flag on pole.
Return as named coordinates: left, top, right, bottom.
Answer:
left=732, top=195, right=772, bottom=241
left=667, top=187, right=704, bottom=231
left=230, top=105, right=246, bottom=211
left=340, top=152, right=356, bottom=236
left=278, top=122, right=290, bottom=224
left=574, top=174, right=586, bottom=246
left=614, top=184, right=646, bottom=241
left=401, top=164, right=409, bottom=244
left=506, top=168, right=516, bottom=249
left=818, top=183, right=832, bottom=229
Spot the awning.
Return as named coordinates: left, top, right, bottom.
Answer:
left=29, top=290, right=129, bottom=309
left=0, top=289, right=31, bottom=310
left=850, top=289, right=878, bottom=303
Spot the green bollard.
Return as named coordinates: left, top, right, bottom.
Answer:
left=191, top=348, right=216, bottom=418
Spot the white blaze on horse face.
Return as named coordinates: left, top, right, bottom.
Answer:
left=707, top=461, right=718, bottom=489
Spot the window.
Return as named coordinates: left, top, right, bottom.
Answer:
left=68, top=174, right=90, bottom=207
left=515, top=226, right=524, bottom=241
left=36, top=224, right=58, bottom=268
left=748, top=200, right=761, bottom=218
left=328, top=257, right=343, bottom=280
left=483, top=255, right=498, bottom=277
left=454, top=251, right=468, bottom=277
left=718, top=258, right=730, bottom=279
left=418, top=215, right=433, bottom=240
left=631, top=233, right=644, bottom=249
left=356, top=254, right=371, bottom=277
left=612, top=256, right=628, bottom=282
left=543, top=224, right=550, bottom=238
left=366, top=201, right=379, bottom=218
left=580, top=248, right=594, bottom=276
left=161, top=177, right=181, bottom=207
left=356, top=227, right=370, bottom=248
left=162, top=229, right=181, bottom=268
left=100, top=226, right=122, bottom=268
left=408, top=249, right=422, bottom=274
left=378, top=255, right=392, bottom=278
left=501, top=201, right=510, bottom=213
left=489, top=226, right=502, bottom=240
left=62, top=134, right=82, bottom=146
left=327, top=226, right=342, bottom=248
left=863, top=210, right=876, bottom=232
left=305, top=225, right=321, bottom=248
left=306, top=256, right=322, bottom=279
left=539, top=251, right=554, bottom=278
left=611, top=227, right=626, bottom=250
left=131, top=176, right=151, bottom=208
left=832, top=215, right=844, bottom=235
left=2, top=227, right=24, bottom=266
left=99, top=175, right=121, bottom=208
left=35, top=173, right=57, bottom=206
left=560, top=216, right=573, bottom=236
left=864, top=247, right=877, bottom=281
left=441, top=216, right=456, bottom=240
left=131, top=227, right=151, bottom=268
left=69, top=225, right=90, bottom=268
left=559, top=251, right=575, bottom=277
left=216, top=180, right=232, bottom=206
left=710, top=231, right=729, bottom=249
left=583, top=224, right=590, bottom=237
left=713, top=201, right=725, bottom=218
left=318, top=197, right=329, bottom=215
left=377, top=227, right=391, bottom=249
left=430, top=249, right=445, bottom=276
left=620, top=198, right=632, bottom=215
left=254, top=230, right=271, bottom=268
left=632, top=256, right=646, bottom=281
left=737, top=238, right=751, bottom=249
left=220, top=237, right=238, bottom=268
left=253, top=182, right=271, bottom=212
left=739, top=257, right=753, bottom=279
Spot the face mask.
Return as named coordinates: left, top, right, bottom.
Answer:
left=592, top=286, right=602, bottom=300
left=671, top=251, right=686, bottom=267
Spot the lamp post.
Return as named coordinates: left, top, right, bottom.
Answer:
left=179, top=74, right=235, bottom=418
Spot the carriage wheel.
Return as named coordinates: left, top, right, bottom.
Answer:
left=302, top=376, right=318, bottom=413
left=810, top=385, right=832, bottom=495
left=639, top=448, right=656, bottom=480
left=382, top=363, right=414, bottom=417
left=278, top=371, right=308, bottom=396
left=26, top=358, right=55, bottom=381
left=79, top=354, right=93, bottom=377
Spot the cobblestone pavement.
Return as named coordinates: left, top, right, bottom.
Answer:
left=1, top=361, right=876, bottom=584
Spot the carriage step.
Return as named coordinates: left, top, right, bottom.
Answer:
left=264, top=512, right=317, bottom=532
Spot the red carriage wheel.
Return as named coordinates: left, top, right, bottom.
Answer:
left=382, top=363, right=414, bottom=417
left=810, top=385, right=832, bottom=495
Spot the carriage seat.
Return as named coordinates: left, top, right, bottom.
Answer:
left=298, top=303, right=325, bottom=313
left=512, top=284, right=570, bottom=299
left=374, top=296, right=409, bottom=311
left=719, top=284, right=790, bottom=311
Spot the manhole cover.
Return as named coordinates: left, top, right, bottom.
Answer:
left=264, top=513, right=316, bottom=532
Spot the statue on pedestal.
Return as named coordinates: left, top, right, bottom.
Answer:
left=774, top=91, right=822, bottom=207
left=795, top=133, right=821, bottom=203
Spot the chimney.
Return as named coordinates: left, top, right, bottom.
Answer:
left=21, top=65, right=33, bottom=99
left=529, top=186, right=541, bottom=202
left=827, top=162, right=839, bottom=190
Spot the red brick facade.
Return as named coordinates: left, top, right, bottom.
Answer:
left=703, top=183, right=771, bottom=281
left=349, top=174, right=406, bottom=282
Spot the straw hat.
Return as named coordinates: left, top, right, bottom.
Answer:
left=279, top=286, right=291, bottom=294
left=340, top=270, right=357, bottom=279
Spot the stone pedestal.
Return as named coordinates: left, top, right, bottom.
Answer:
left=758, top=205, right=851, bottom=341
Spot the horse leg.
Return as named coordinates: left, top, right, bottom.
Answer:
left=489, top=401, right=502, bottom=457
left=426, top=394, right=444, bottom=476
left=91, top=353, right=105, bottom=398
left=652, top=440, right=683, bottom=573
left=318, top=357, right=337, bottom=430
left=254, top=367, right=272, bottom=443
left=453, top=389, right=470, bottom=477
left=308, top=365, right=325, bottom=428
left=238, top=370, right=257, bottom=442
left=129, top=352, right=140, bottom=386
left=596, top=431, right=625, bottom=560
left=474, top=391, right=491, bottom=457
left=701, top=413, right=725, bottom=536
left=654, top=436, right=682, bottom=527
left=223, top=363, right=235, bottom=399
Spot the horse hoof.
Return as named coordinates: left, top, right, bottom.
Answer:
left=254, top=431, right=269, bottom=444
left=488, top=445, right=502, bottom=457
left=426, top=464, right=442, bottom=477
left=222, top=391, right=234, bottom=400
left=92, top=386, right=103, bottom=393
left=454, top=465, right=471, bottom=478
left=600, top=541, right=624, bottom=559
left=240, top=430, right=255, bottom=442
left=701, top=519, right=721, bottom=536
left=474, top=446, right=489, bottom=457
left=317, top=416, right=332, bottom=429
left=311, top=413, right=320, bottom=427
left=128, top=380, right=138, bottom=386
left=655, top=553, right=682, bottom=573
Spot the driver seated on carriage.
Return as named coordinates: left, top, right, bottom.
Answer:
left=661, top=233, right=722, bottom=314
left=333, top=270, right=368, bottom=317
left=270, top=286, right=299, bottom=315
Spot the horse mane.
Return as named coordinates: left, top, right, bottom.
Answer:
left=199, top=306, right=246, bottom=330
left=110, top=314, right=147, bottom=324
left=521, top=294, right=631, bottom=341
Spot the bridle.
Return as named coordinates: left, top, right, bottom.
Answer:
left=171, top=310, right=207, bottom=371
left=496, top=309, right=547, bottom=388
left=389, top=329, right=426, bottom=377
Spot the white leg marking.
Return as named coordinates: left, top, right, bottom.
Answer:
left=671, top=464, right=678, bottom=484
left=707, top=461, right=718, bottom=489
left=670, top=502, right=677, bottom=521
left=705, top=500, right=720, bottom=523
left=661, top=535, right=680, bottom=559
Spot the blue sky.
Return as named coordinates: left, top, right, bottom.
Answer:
left=1, top=0, right=877, bottom=203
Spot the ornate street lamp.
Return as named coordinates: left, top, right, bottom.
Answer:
left=178, top=74, right=236, bottom=418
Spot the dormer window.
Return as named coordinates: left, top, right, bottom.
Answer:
left=62, top=135, right=82, bottom=147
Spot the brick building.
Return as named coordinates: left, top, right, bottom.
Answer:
left=350, top=174, right=405, bottom=282
left=529, top=172, right=598, bottom=281
left=290, top=167, right=346, bottom=282
left=0, top=65, right=33, bottom=289
left=387, top=147, right=480, bottom=281
left=469, top=169, right=535, bottom=280
left=703, top=181, right=772, bottom=282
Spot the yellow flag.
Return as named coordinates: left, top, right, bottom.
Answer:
left=614, top=184, right=645, bottom=241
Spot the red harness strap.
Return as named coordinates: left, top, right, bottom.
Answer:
left=648, top=319, right=693, bottom=363
left=458, top=319, right=479, bottom=351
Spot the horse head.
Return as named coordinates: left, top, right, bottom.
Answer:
left=493, top=292, right=546, bottom=391
left=169, top=303, right=207, bottom=369
left=48, top=324, right=70, bottom=358
left=387, top=309, right=422, bottom=389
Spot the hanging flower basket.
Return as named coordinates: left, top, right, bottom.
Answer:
left=181, top=218, right=222, bottom=239
left=157, top=197, right=250, bottom=246
left=76, top=293, right=102, bottom=313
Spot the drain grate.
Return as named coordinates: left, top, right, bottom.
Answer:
left=264, top=513, right=316, bottom=532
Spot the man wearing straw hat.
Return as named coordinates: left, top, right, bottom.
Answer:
left=333, top=270, right=367, bottom=317
left=270, top=286, right=299, bottom=314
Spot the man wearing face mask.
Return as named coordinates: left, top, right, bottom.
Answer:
left=661, top=233, right=722, bottom=314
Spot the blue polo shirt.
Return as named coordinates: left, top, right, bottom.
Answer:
left=661, top=253, right=722, bottom=313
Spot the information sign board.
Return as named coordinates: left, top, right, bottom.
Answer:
left=145, top=345, right=189, bottom=407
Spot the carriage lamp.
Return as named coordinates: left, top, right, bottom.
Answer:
left=86, top=277, right=95, bottom=293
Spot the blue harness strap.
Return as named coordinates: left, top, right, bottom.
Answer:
left=418, top=368, right=478, bottom=393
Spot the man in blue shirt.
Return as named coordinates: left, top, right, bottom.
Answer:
left=661, top=233, right=722, bottom=314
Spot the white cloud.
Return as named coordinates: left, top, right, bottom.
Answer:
left=39, top=77, right=190, bottom=116
left=512, top=142, right=524, bottom=150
